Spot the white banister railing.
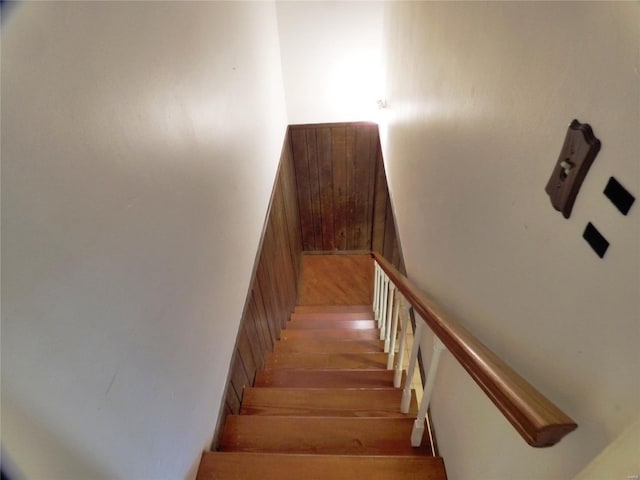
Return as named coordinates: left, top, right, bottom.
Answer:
left=394, top=297, right=410, bottom=388
left=386, top=292, right=401, bottom=370
left=373, top=262, right=381, bottom=322
left=372, top=252, right=577, bottom=449
left=383, top=283, right=395, bottom=353
left=411, top=336, right=446, bottom=446
left=374, top=260, right=434, bottom=446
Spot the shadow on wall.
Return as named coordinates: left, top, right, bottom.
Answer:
left=0, top=0, right=19, bottom=23
left=1, top=393, right=115, bottom=480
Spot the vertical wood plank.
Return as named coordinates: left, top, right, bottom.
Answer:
left=262, top=219, right=283, bottom=331
left=242, top=319, right=264, bottom=372
left=317, top=127, right=335, bottom=251
left=332, top=126, right=348, bottom=250
left=249, top=296, right=271, bottom=363
left=383, top=197, right=396, bottom=261
left=251, top=283, right=274, bottom=351
left=225, top=382, right=241, bottom=415
left=256, top=262, right=278, bottom=345
left=237, top=326, right=257, bottom=384
left=306, top=129, right=323, bottom=250
left=230, top=352, right=250, bottom=400
left=352, top=124, right=374, bottom=250
left=291, top=127, right=314, bottom=250
left=364, top=126, right=378, bottom=251
left=292, top=122, right=396, bottom=254
left=274, top=188, right=296, bottom=327
left=371, top=141, right=388, bottom=254
left=345, top=125, right=357, bottom=250
left=280, top=136, right=302, bottom=279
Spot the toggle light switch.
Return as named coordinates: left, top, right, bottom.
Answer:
left=545, top=120, right=601, bottom=218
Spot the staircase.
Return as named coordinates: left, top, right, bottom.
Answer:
left=197, top=297, right=447, bottom=479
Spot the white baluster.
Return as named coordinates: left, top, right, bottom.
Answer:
left=373, top=263, right=380, bottom=321
left=377, top=269, right=385, bottom=329
left=387, top=292, right=402, bottom=369
left=394, top=298, right=410, bottom=387
left=401, top=320, right=424, bottom=413
left=379, top=275, right=389, bottom=340
left=384, top=284, right=396, bottom=353
left=411, top=337, right=446, bottom=447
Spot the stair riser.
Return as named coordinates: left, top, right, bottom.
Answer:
left=291, top=312, right=374, bottom=322
left=274, top=339, right=384, bottom=354
left=294, top=305, right=374, bottom=315
left=281, top=329, right=380, bottom=341
left=287, top=319, right=377, bottom=330
left=241, top=388, right=418, bottom=417
left=197, top=452, right=447, bottom=480
left=220, top=416, right=432, bottom=455
left=265, top=352, right=388, bottom=369
left=255, top=369, right=399, bottom=388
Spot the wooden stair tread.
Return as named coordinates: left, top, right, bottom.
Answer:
left=265, top=352, right=388, bottom=369
left=291, top=312, right=374, bottom=322
left=255, top=369, right=399, bottom=388
left=241, top=387, right=418, bottom=417
left=274, top=338, right=384, bottom=354
left=220, top=416, right=432, bottom=455
left=197, top=452, right=446, bottom=480
left=281, top=328, right=380, bottom=341
left=287, top=319, right=377, bottom=330
left=294, top=305, right=374, bottom=314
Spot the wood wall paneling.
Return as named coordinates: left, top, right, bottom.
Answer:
left=371, top=140, right=388, bottom=256
left=291, top=127, right=315, bottom=251
left=331, top=126, right=347, bottom=250
left=290, top=122, right=404, bottom=270
left=317, top=127, right=335, bottom=251
left=213, top=128, right=303, bottom=449
left=215, top=122, right=407, bottom=448
left=291, top=122, right=401, bottom=261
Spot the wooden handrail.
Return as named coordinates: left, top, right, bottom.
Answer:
left=372, top=252, right=577, bottom=447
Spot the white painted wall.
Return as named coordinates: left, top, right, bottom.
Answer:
left=381, top=2, right=639, bottom=479
left=276, top=1, right=384, bottom=124
left=1, top=2, right=287, bottom=479
left=572, top=414, right=640, bottom=480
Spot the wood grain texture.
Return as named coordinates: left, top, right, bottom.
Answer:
left=294, top=304, right=373, bottom=314
left=213, top=128, right=303, bottom=449
left=220, top=416, right=432, bottom=455
left=255, top=369, right=398, bottom=388
left=197, top=453, right=447, bottom=480
left=264, top=352, right=388, bottom=370
left=274, top=338, right=384, bottom=354
left=291, top=311, right=374, bottom=321
left=287, top=318, right=377, bottom=330
left=240, top=387, right=418, bottom=417
left=280, top=328, right=380, bottom=342
left=213, top=121, right=411, bottom=451
left=290, top=123, right=403, bottom=268
left=373, top=252, right=578, bottom=447
left=298, top=254, right=373, bottom=305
